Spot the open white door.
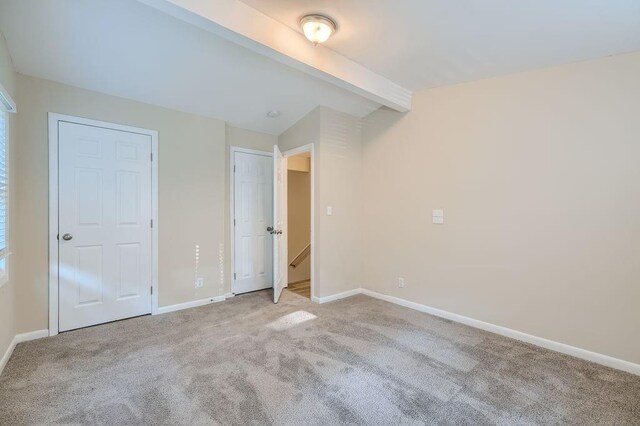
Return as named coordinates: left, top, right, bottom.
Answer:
left=271, top=145, right=287, bottom=303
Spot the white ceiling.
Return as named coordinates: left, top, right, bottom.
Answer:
left=241, top=0, right=640, bottom=91
left=0, top=0, right=380, bottom=135
left=2, top=1, right=639, bottom=135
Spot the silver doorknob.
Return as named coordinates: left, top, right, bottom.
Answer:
left=62, top=233, right=73, bottom=241
left=267, top=226, right=275, bottom=234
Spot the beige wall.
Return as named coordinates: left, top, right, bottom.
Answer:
left=317, top=108, right=364, bottom=297
left=279, top=107, right=363, bottom=298
left=278, top=107, right=321, bottom=153
left=225, top=125, right=277, bottom=294
left=0, top=73, right=278, bottom=339
left=287, top=168, right=310, bottom=283
left=287, top=156, right=310, bottom=172
left=15, top=75, right=228, bottom=333
left=0, top=33, right=17, bottom=360
left=361, top=52, right=640, bottom=364
left=226, top=125, right=276, bottom=153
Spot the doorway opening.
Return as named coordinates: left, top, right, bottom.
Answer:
left=230, top=144, right=315, bottom=303
left=286, top=152, right=312, bottom=299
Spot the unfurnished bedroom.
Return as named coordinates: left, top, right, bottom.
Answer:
left=0, top=0, right=639, bottom=424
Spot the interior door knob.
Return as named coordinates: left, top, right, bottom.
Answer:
left=267, top=226, right=274, bottom=234
left=62, top=233, right=73, bottom=241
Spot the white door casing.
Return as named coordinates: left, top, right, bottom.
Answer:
left=57, top=120, right=153, bottom=332
left=272, top=145, right=288, bottom=303
left=233, top=150, right=273, bottom=294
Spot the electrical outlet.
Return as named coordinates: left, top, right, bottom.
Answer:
left=195, top=277, right=204, bottom=288
left=398, top=277, right=405, bottom=288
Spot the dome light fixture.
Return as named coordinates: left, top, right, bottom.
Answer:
left=266, top=110, right=282, bottom=118
left=300, top=14, right=337, bottom=45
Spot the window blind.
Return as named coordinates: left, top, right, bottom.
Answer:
left=0, top=110, right=7, bottom=260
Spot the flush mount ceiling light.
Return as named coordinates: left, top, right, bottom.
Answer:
left=300, top=14, right=337, bottom=44
left=266, top=110, right=282, bottom=118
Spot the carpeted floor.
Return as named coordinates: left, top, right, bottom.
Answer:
left=1, top=290, right=638, bottom=425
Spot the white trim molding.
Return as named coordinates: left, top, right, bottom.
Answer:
left=311, top=288, right=361, bottom=304
left=0, top=330, right=48, bottom=376
left=0, top=85, right=15, bottom=289
left=156, top=295, right=226, bottom=315
left=16, top=330, right=50, bottom=343
left=0, top=81, right=17, bottom=113
left=48, top=113, right=159, bottom=336
left=313, top=287, right=640, bottom=376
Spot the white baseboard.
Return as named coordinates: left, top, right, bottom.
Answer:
left=311, top=287, right=639, bottom=375
left=16, top=329, right=49, bottom=343
left=311, top=288, right=361, bottom=304
left=224, top=292, right=235, bottom=299
left=0, top=329, right=49, bottom=376
left=359, top=289, right=640, bottom=376
left=0, top=340, right=13, bottom=375
left=156, top=295, right=226, bottom=315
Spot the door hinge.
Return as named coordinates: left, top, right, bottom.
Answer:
left=234, top=273, right=236, bottom=280
left=233, top=218, right=236, bottom=226
left=233, top=165, right=236, bottom=172
left=150, top=286, right=153, bottom=295
left=150, top=152, right=153, bottom=162
left=150, top=219, right=153, bottom=228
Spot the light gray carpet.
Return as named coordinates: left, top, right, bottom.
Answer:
left=0, top=290, right=638, bottom=425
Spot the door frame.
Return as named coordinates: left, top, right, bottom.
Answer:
left=48, top=113, right=159, bottom=336
left=282, top=144, right=315, bottom=301
left=229, top=146, right=273, bottom=295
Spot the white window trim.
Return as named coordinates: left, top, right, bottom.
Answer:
left=0, top=81, right=16, bottom=113
left=0, top=81, right=16, bottom=288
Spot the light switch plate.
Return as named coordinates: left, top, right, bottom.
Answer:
left=326, top=206, right=333, bottom=216
left=432, top=209, right=444, bottom=224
